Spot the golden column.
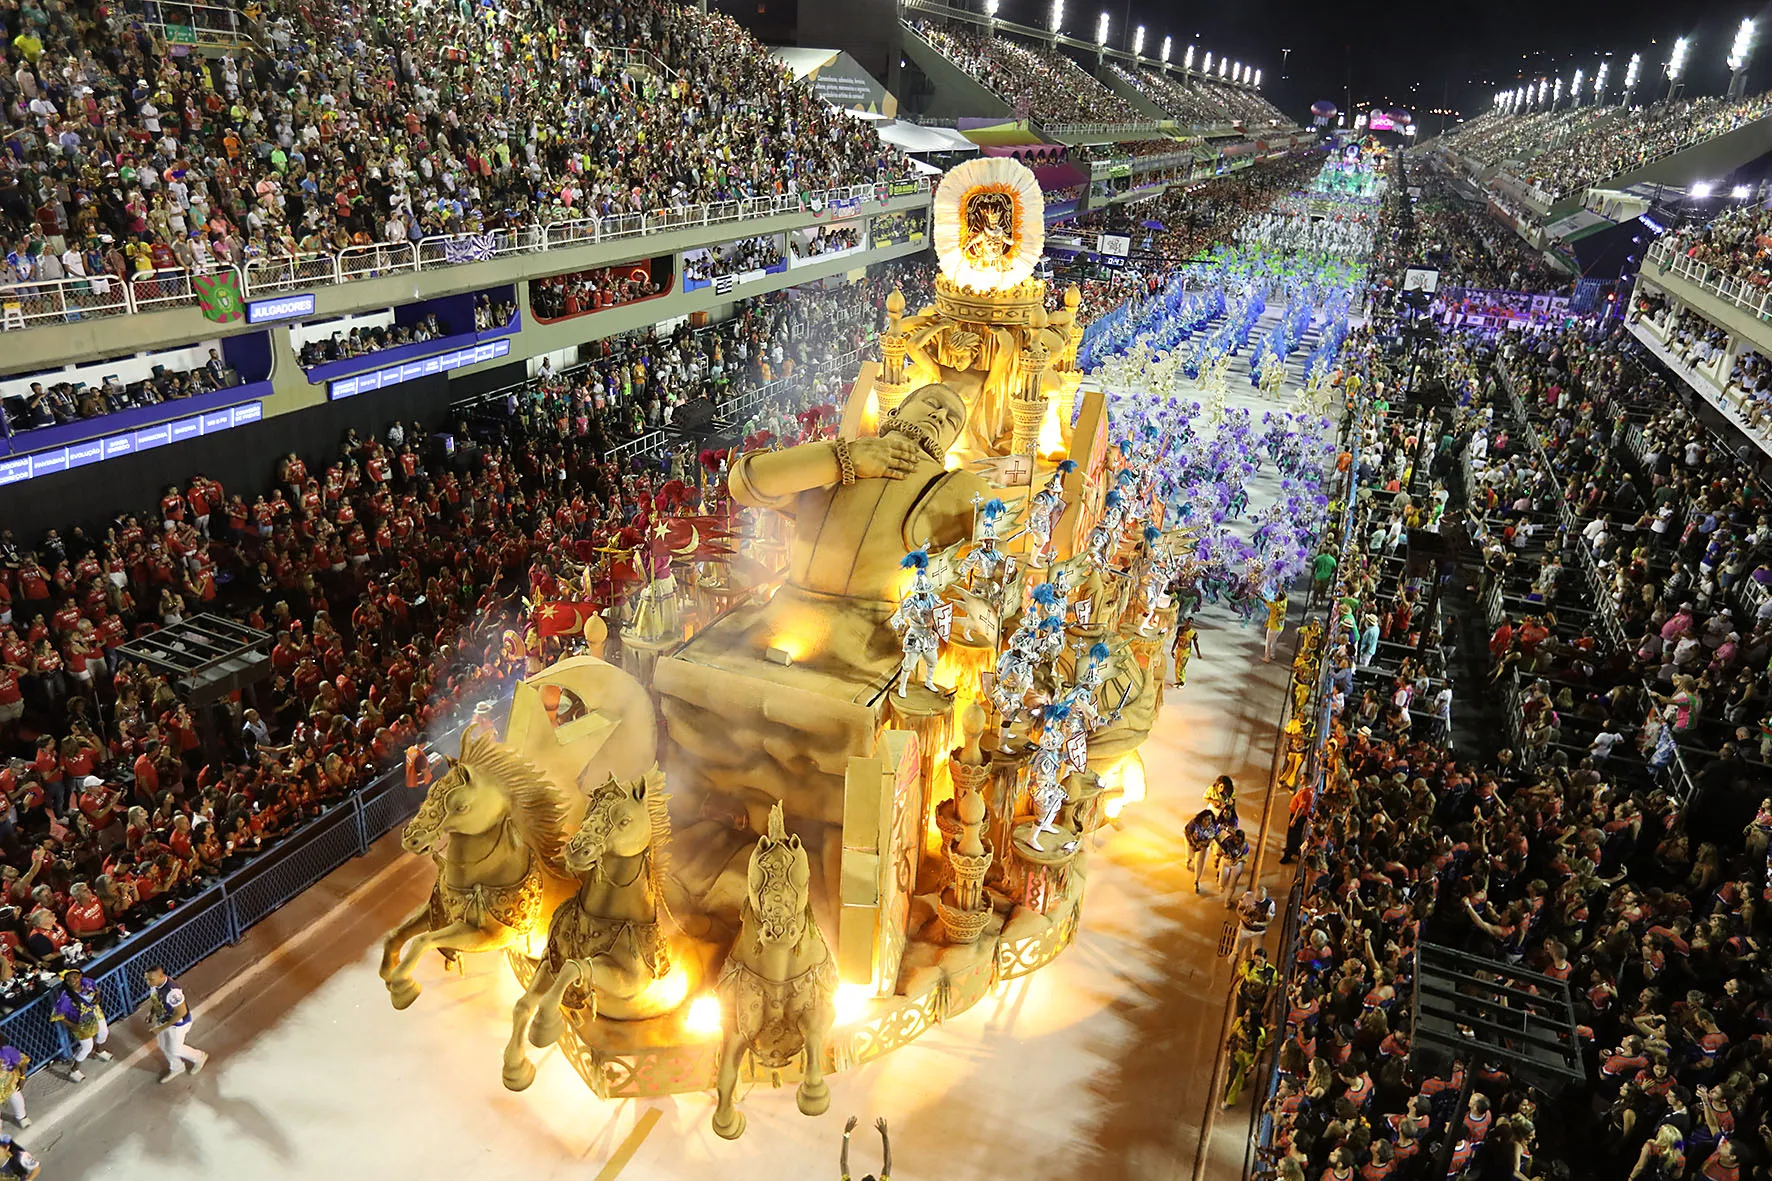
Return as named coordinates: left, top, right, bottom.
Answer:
left=1009, top=305, right=1053, bottom=456
left=937, top=705, right=995, bottom=944
left=875, top=290, right=913, bottom=417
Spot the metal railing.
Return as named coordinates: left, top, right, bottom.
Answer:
left=0, top=708, right=498, bottom=1077
left=0, top=178, right=932, bottom=332
left=1644, top=237, right=1772, bottom=323
left=1494, top=354, right=1697, bottom=798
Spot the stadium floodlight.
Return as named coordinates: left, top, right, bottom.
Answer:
left=1134, top=25, right=1144, bottom=56
left=1729, top=19, right=1756, bottom=97
left=1049, top=0, right=1063, bottom=34
left=1666, top=36, right=1688, bottom=80
left=1185, top=44, right=1195, bottom=71
left=1232, top=60, right=1241, bottom=83
left=1624, top=52, right=1641, bottom=91
left=1219, top=57, right=1229, bottom=78
left=1203, top=50, right=1213, bottom=74
left=985, top=0, right=998, bottom=16
left=1729, top=19, right=1755, bottom=70
left=1690, top=181, right=1714, bottom=198
left=1666, top=35, right=1689, bottom=101
left=1254, top=68, right=1261, bottom=87
left=1571, top=68, right=1583, bottom=106
left=1552, top=76, right=1563, bottom=106
left=1161, top=35, right=1171, bottom=63
left=1516, top=85, right=1526, bottom=110
left=1594, top=61, right=1608, bottom=101
left=1733, top=184, right=1753, bottom=198
left=1096, top=11, right=1109, bottom=46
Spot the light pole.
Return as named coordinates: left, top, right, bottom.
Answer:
left=1281, top=47, right=1292, bottom=80
left=1729, top=19, right=1756, bottom=99
left=1665, top=36, right=1688, bottom=102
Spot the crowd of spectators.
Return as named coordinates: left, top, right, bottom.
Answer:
left=0, top=424, right=528, bottom=985
left=529, top=264, right=663, bottom=321
left=1440, top=93, right=1772, bottom=200
left=1252, top=158, right=1772, bottom=1181
left=510, top=257, right=935, bottom=449
left=681, top=235, right=784, bottom=284
left=911, top=22, right=1140, bottom=124
left=0, top=0, right=904, bottom=285
left=4, top=348, right=240, bottom=433
left=1658, top=204, right=1772, bottom=291
left=1412, top=167, right=1566, bottom=292
left=295, top=312, right=445, bottom=368
left=1111, top=62, right=1290, bottom=128
left=790, top=224, right=860, bottom=259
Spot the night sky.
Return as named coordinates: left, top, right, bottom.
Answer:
left=983, top=0, right=1769, bottom=129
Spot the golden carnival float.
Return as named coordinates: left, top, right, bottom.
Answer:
left=378, top=157, right=1189, bottom=1137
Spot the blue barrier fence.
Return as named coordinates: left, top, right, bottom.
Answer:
left=0, top=720, right=472, bottom=1075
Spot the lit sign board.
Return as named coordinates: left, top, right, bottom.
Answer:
left=246, top=293, right=317, bottom=324
left=0, top=400, right=264, bottom=488
left=329, top=337, right=510, bottom=399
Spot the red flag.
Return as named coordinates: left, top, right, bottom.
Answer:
left=533, top=600, right=602, bottom=637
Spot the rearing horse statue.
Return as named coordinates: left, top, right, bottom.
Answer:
left=501, top=769, right=694, bottom=1091
left=380, top=733, right=573, bottom=1010
left=711, top=803, right=837, bottom=1139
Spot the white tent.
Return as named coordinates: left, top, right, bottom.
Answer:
left=874, top=120, right=980, bottom=155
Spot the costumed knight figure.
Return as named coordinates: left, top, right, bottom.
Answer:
left=1025, top=459, right=1074, bottom=566
left=889, top=550, right=948, bottom=696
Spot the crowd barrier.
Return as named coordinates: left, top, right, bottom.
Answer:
left=0, top=179, right=932, bottom=330
left=0, top=712, right=491, bottom=1076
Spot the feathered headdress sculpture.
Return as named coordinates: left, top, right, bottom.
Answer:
left=1089, top=641, right=1111, bottom=663
left=1056, top=459, right=1078, bottom=474
left=931, top=156, right=1044, bottom=292
left=901, top=549, right=930, bottom=571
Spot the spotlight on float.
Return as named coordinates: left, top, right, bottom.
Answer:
left=1690, top=181, right=1715, bottom=198
left=1733, top=184, right=1753, bottom=199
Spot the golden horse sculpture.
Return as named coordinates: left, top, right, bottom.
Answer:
left=501, top=768, right=695, bottom=1091
left=712, top=803, right=837, bottom=1140
left=379, top=734, right=572, bottom=1009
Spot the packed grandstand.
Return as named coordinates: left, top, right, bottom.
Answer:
left=9, top=2, right=1772, bottom=1179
